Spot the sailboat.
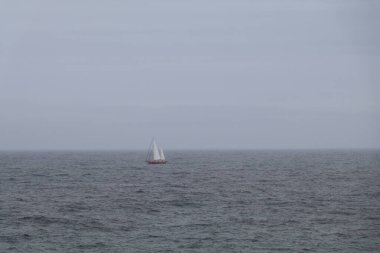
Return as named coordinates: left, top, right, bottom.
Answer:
left=146, top=139, right=167, bottom=164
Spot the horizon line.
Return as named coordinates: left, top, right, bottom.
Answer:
left=0, top=147, right=379, bottom=152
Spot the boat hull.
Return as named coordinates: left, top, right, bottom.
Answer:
left=146, top=160, right=167, bottom=164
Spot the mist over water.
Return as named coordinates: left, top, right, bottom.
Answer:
left=1, top=150, right=379, bottom=252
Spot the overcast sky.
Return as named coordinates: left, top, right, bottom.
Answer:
left=0, top=0, right=379, bottom=150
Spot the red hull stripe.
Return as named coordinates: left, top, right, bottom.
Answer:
left=146, top=160, right=167, bottom=164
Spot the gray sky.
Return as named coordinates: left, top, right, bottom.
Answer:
left=0, top=0, right=379, bottom=150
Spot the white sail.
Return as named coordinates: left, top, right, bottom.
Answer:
left=159, top=147, right=165, bottom=160
left=152, top=141, right=160, bottom=160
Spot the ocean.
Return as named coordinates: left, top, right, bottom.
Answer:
left=0, top=150, right=379, bottom=252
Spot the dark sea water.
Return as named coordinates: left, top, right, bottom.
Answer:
left=0, top=150, right=379, bottom=252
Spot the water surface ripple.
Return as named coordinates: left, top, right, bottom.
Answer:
left=0, top=150, right=379, bottom=252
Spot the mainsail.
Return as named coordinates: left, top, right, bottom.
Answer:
left=152, top=140, right=160, bottom=160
